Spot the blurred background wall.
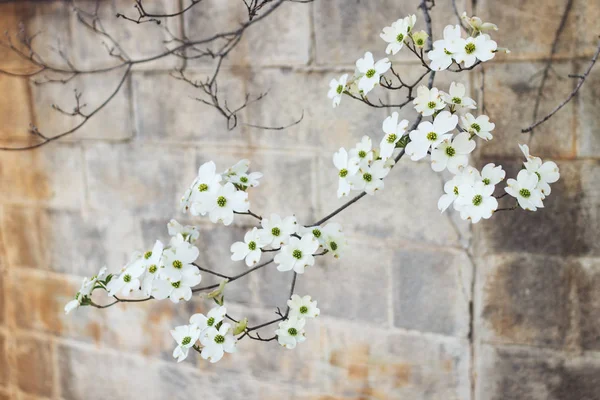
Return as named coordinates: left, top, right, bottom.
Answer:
left=0, top=0, right=599, bottom=399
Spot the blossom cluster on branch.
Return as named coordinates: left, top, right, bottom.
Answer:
left=65, top=7, right=562, bottom=365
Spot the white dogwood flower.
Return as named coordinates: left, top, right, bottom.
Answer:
left=427, top=24, right=462, bottom=71
left=151, top=265, right=202, bottom=303
left=349, top=159, right=392, bottom=195
left=355, top=51, right=391, bottom=94
left=328, top=73, right=348, bottom=108
left=505, top=170, right=545, bottom=211
left=107, top=254, right=146, bottom=296
left=480, top=163, right=506, bottom=187
left=275, top=316, right=306, bottom=349
left=431, top=132, right=476, bottom=174
left=460, top=113, right=495, bottom=140
left=441, top=82, right=476, bottom=110
left=261, top=214, right=298, bottom=248
left=380, top=112, right=409, bottom=160
left=322, top=222, right=347, bottom=258
left=64, top=266, right=108, bottom=314
left=190, top=306, right=227, bottom=332
left=406, top=110, right=458, bottom=161
left=231, top=227, right=270, bottom=267
left=288, top=294, right=320, bottom=319
left=171, top=324, right=201, bottom=363
left=333, top=147, right=360, bottom=198
left=461, top=12, right=498, bottom=34
left=227, top=171, right=263, bottom=188
left=200, top=323, right=237, bottom=363
left=161, top=240, right=199, bottom=281
left=380, top=15, right=416, bottom=55
left=207, top=182, right=249, bottom=226
left=413, top=86, right=446, bottom=116
left=519, top=144, right=560, bottom=198
left=455, top=181, right=498, bottom=223
left=438, top=166, right=479, bottom=212
left=167, top=219, right=200, bottom=242
left=275, top=234, right=319, bottom=274
left=185, top=161, right=222, bottom=216
left=449, top=34, right=497, bottom=68
left=348, top=136, right=374, bottom=169
left=140, top=240, right=165, bottom=296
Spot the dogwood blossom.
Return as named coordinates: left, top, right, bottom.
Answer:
left=207, top=182, right=249, bottom=226
left=167, top=219, right=200, bottom=242
left=275, top=316, right=306, bottom=349
left=505, top=170, right=544, bottom=211
left=438, top=166, right=479, bottom=212
left=141, top=240, right=165, bottom=296
left=231, top=227, right=270, bottom=267
left=380, top=15, right=416, bottom=55
left=275, top=234, right=319, bottom=274
left=480, top=163, right=506, bottom=187
left=161, top=240, right=199, bottom=281
left=380, top=112, right=409, bottom=160
left=455, top=181, right=498, bottom=223
left=222, top=159, right=250, bottom=179
left=288, top=295, right=320, bottom=319
left=200, top=323, right=237, bottom=363
left=349, top=159, right=392, bottom=195
left=333, top=147, right=360, bottom=198
left=328, top=74, right=348, bottom=108
left=430, top=132, right=476, bottom=173
left=260, top=214, right=298, bottom=247
left=413, top=86, right=445, bottom=116
left=441, top=82, right=476, bottom=110
left=427, top=24, right=462, bottom=71
left=107, top=254, right=146, bottom=296
left=64, top=266, right=108, bottom=314
left=190, top=306, right=227, bottom=332
left=184, top=161, right=222, bottom=216
left=405, top=110, right=458, bottom=161
left=461, top=113, right=495, bottom=140
left=411, top=30, right=428, bottom=48
left=348, top=136, right=374, bottom=169
left=151, top=265, right=202, bottom=303
left=321, top=222, right=347, bottom=258
left=519, top=144, right=560, bottom=198
left=461, top=12, right=498, bottom=33
left=355, top=51, right=391, bottom=94
left=171, top=324, right=201, bottom=362
left=449, top=34, right=497, bottom=68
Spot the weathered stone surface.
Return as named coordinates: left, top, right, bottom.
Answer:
left=317, top=156, right=464, bottom=249
left=576, top=63, right=600, bottom=158
left=476, top=344, right=600, bottom=400
left=0, top=274, right=4, bottom=327
left=0, top=144, right=84, bottom=209
left=183, top=0, right=311, bottom=67
left=474, top=160, right=600, bottom=257
left=478, top=61, right=576, bottom=159
left=0, top=76, right=33, bottom=141
left=316, top=320, right=470, bottom=399
left=477, top=0, right=600, bottom=60
left=85, top=142, right=195, bottom=218
left=132, top=70, right=248, bottom=144
left=15, top=336, right=54, bottom=397
left=71, top=0, right=181, bottom=71
left=258, top=241, right=393, bottom=325
left=314, top=0, right=468, bottom=65
left=30, top=69, right=134, bottom=142
left=575, top=257, right=600, bottom=352
left=0, top=333, right=7, bottom=388
left=392, top=247, right=472, bottom=337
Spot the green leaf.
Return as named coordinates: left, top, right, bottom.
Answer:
left=396, top=134, right=410, bottom=148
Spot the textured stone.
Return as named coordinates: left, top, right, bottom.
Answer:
left=316, top=320, right=470, bottom=399
left=392, top=247, right=472, bottom=337
left=30, top=69, right=134, bottom=142
left=478, top=61, right=576, bottom=159
left=0, top=143, right=84, bottom=209
left=243, top=69, right=388, bottom=151
left=575, top=257, right=600, bottom=352
left=576, top=62, right=600, bottom=157
left=475, top=160, right=600, bottom=257
left=85, top=142, right=195, bottom=218
left=132, top=70, right=248, bottom=144
left=0, top=274, right=4, bottom=327
left=477, top=0, right=600, bottom=60
left=0, top=333, right=7, bottom=388
left=476, top=344, right=600, bottom=400
left=0, top=206, right=144, bottom=275
left=71, top=0, right=181, bottom=71
left=258, top=241, right=393, bottom=325
left=15, top=336, right=54, bottom=397
left=183, top=0, right=311, bottom=67
left=314, top=0, right=468, bottom=65
left=317, top=156, right=464, bottom=248
left=0, top=76, right=34, bottom=142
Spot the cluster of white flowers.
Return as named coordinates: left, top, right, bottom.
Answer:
left=275, top=294, right=320, bottom=349
left=170, top=305, right=238, bottom=363
left=180, top=160, right=260, bottom=226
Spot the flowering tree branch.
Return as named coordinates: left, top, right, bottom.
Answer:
left=0, top=0, right=306, bottom=151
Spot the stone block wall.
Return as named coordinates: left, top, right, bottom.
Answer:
left=0, top=1, right=598, bottom=399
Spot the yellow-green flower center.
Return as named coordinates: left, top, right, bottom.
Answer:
left=339, top=169, right=348, bottom=178
left=330, top=241, right=338, bottom=251
left=387, top=133, right=397, bottom=144
left=452, top=97, right=462, bottom=104
left=288, top=328, right=298, bottom=336
left=123, top=274, right=131, bottom=283
left=271, top=227, right=281, bottom=236
left=217, top=196, right=227, bottom=207
left=173, top=260, right=183, bottom=269
left=445, top=146, right=456, bottom=157
left=149, top=265, right=157, bottom=274
left=248, top=241, right=256, bottom=251
left=519, top=188, right=531, bottom=198
left=207, top=317, right=215, bottom=326
left=292, top=249, right=303, bottom=260
left=471, top=123, right=481, bottom=132
left=299, top=306, right=308, bottom=314
left=171, top=281, right=181, bottom=288
left=472, top=194, right=483, bottom=206
left=214, top=334, right=225, bottom=344
left=426, top=131, right=437, bottom=141
left=312, top=229, right=321, bottom=238
left=396, top=33, right=404, bottom=42
left=336, top=84, right=344, bottom=94
left=182, top=336, right=192, bottom=346
left=465, top=43, right=476, bottom=54
left=358, top=150, right=367, bottom=158
left=144, top=251, right=152, bottom=259
left=365, top=69, right=376, bottom=78
left=198, top=183, right=208, bottom=192
left=482, top=178, right=491, bottom=185
left=427, top=101, right=437, bottom=109
left=453, top=186, right=459, bottom=195
left=363, top=173, right=372, bottom=182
